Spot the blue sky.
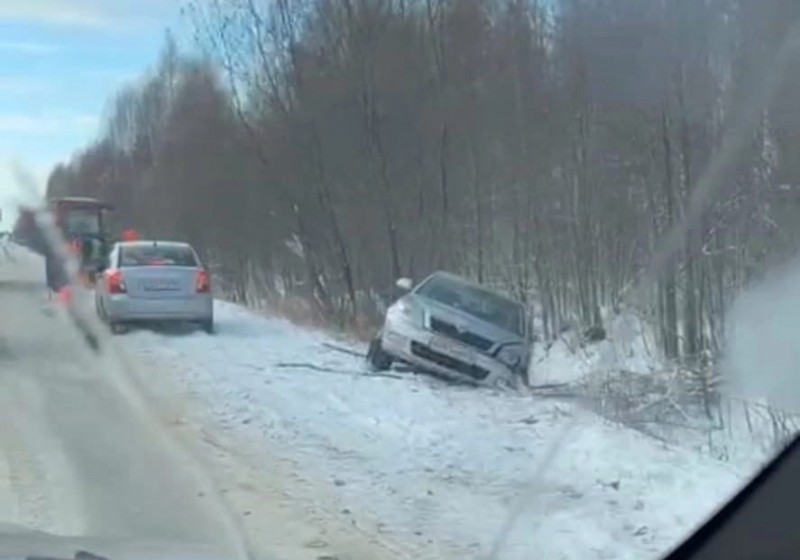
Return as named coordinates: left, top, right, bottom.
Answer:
left=0, top=0, right=188, bottom=224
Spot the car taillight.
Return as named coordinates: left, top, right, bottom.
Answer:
left=107, top=269, right=126, bottom=294
left=196, top=269, right=210, bottom=293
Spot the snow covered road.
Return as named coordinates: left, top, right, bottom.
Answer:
left=127, top=302, right=751, bottom=560
left=0, top=247, right=246, bottom=556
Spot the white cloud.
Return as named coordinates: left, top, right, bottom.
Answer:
left=0, top=2, right=111, bottom=27
left=0, top=77, right=48, bottom=94
left=0, top=0, right=184, bottom=29
left=0, top=40, right=60, bottom=54
left=0, top=111, right=99, bottom=135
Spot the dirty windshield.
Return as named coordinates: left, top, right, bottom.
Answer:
left=1, top=2, right=800, bottom=560
left=416, top=274, right=526, bottom=335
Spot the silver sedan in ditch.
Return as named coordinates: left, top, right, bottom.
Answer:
left=367, top=271, right=530, bottom=386
left=95, top=240, right=214, bottom=334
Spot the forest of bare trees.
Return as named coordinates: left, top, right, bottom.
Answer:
left=39, top=0, right=800, bottom=370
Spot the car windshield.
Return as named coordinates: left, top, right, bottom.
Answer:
left=416, top=275, right=525, bottom=335
left=120, top=244, right=198, bottom=267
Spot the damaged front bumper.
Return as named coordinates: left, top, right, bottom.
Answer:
left=380, top=314, right=513, bottom=386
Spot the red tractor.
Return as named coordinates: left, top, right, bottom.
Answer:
left=49, top=197, right=114, bottom=288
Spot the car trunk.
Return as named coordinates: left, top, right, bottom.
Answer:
left=121, top=266, right=199, bottom=299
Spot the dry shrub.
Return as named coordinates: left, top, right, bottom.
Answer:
left=572, top=367, right=800, bottom=463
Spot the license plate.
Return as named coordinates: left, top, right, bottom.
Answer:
left=144, top=279, right=178, bottom=291
left=431, top=336, right=474, bottom=363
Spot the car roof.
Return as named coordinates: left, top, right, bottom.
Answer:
left=424, top=271, right=522, bottom=304
left=49, top=196, right=113, bottom=209
left=429, top=270, right=473, bottom=284
left=51, top=196, right=101, bottom=203
left=116, top=240, right=193, bottom=249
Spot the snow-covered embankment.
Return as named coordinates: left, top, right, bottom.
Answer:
left=127, top=302, right=749, bottom=560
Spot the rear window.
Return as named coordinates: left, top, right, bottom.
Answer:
left=119, top=244, right=198, bottom=267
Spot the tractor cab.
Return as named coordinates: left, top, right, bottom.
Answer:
left=48, top=196, right=113, bottom=283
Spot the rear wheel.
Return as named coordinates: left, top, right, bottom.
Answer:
left=95, top=293, right=106, bottom=321
left=45, top=256, right=58, bottom=292
left=367, top=336, right=393, bottom=371
left=201, top=318, right=215, bottom=334
left=109, top=322, right=127, bottom=335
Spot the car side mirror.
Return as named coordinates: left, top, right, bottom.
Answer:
left=396, top=277, right=413, bottom=292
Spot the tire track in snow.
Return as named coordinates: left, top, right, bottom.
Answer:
left=0, top=246, right=249, bottom=559
left=0, top=301, right=88, bottom=536
left=127, top=326, right=423, bottom=560
left=0, top=397, right=50, bottom=531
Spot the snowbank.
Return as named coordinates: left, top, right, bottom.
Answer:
left=532, top=310, right=662, bottom=386
left=530, top=307, right=790, bottom=472
left=127, top=301, right=749, bottom=560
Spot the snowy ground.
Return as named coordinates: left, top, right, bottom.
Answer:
left=531, top=310, right=663, bottom=386
left=125, top=301, right=753, bottom=560
left=532, top=308, right=796, bottom=473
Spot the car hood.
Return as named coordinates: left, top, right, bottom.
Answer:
left=0, top=525, right=233, bottom=560
left=410, top=294, right=524, bottom=347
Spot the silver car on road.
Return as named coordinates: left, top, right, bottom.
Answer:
left=95, top=240, right=214, bottom=334
left=368, top=271, right=530, bottom=386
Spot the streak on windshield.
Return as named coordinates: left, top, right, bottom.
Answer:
left=416, top=274, right=525, bottom=335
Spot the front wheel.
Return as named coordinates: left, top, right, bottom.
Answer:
left=367, top=336, right=393, bottom=371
